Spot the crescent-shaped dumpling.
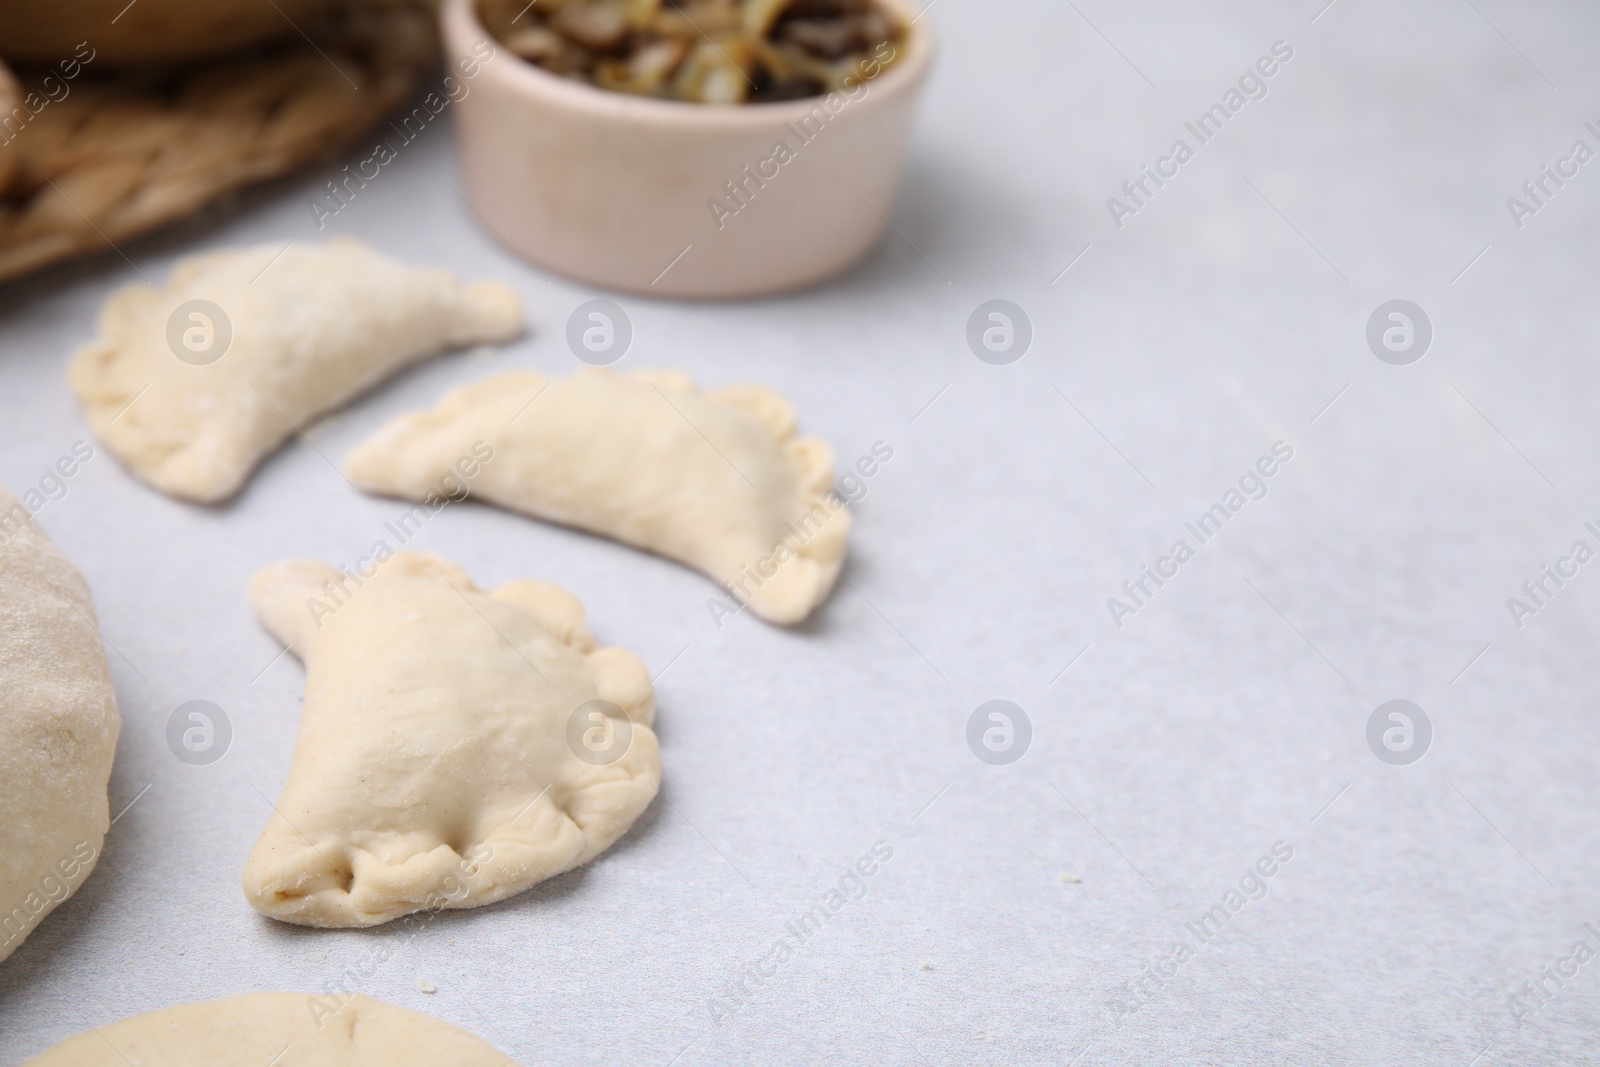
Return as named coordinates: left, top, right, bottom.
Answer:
left=346, top=367, right=852, bottom=624
left=67, top=239, right=524, bottom=503
left=243, top=551, right=659, bottom=928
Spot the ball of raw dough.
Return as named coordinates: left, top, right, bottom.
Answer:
left=0, top=485, right=119, bottom=967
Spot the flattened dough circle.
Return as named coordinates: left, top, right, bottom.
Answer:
left=22, top=992, right=518, bottom=1065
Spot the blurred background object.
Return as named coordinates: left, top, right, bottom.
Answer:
left=0, top=0, right=436, bottom=284
left=0, top=60, right=18, bottom=195
left=477, top=0, right=906, bottom=104
left=446, top=0, right=932, bottom=297
left=0, top=0, right=338, bottom=69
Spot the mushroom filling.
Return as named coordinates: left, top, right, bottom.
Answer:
left=478, top=0, right=905, bottom=104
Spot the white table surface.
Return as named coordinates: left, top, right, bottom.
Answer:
left=5, top=1, right=1600, bottom=1063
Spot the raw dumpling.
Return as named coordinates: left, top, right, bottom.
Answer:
left=0, top=486, right=119, bottom=967
left=67, top=239, right=524, bottom=503
left=22, top=992, right=517, bottom=1065
left=346, top=368, right=851, bottom=625
left=244, top=551, right=659, bottom=928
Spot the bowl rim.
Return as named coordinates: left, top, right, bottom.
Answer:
left=443, top=0, right=935, bottom=128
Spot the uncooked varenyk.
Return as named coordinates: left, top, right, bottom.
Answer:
left=243, top=552, right=660, bottom=928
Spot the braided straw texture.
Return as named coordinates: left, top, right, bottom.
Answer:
left=0, top=1, right=436, bottom=285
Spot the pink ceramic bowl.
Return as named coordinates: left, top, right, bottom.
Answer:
left=441, top=0, right=934, bottom=299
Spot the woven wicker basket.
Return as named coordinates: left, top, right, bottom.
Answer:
left=0, top=0, right=436, bottom=285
